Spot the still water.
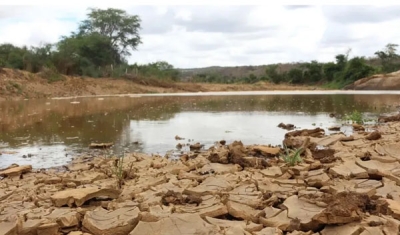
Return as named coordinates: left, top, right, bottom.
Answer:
left=0, top=91, right=399, bottom=169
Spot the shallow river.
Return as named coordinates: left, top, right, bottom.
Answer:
left=1, top=91, right=399, bottom=169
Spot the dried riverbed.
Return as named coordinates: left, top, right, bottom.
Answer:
left=2, top=114, right=400, bottom=235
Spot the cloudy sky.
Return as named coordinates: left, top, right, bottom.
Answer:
left=0, top=4, right=399, bottom=68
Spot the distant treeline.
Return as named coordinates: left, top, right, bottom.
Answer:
left=0, top=7, right=399, bottom=88
left=189, top=44, right=400, bottom=88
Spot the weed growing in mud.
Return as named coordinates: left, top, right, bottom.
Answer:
left=280, top=145, right=303, bottom=166
left=112, top=154, right=126, bottom=189
left=111, top=153, right=135, bottom=189
left=343, top=110, right=364, bottom=124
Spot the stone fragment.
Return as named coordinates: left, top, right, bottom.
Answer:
left=282, top=195, right=325, bottom=231
left=129, top=214, right=219, bottom=235
left=329, top=160, right=368, bottom=179
left=51, top=187, right=120, bottom=207
left=254, top=227, right=283, bottom=235
left=0, top=221, right=18, bottom=235
left=83, top=207, right=140, bottom=235
left=226, top=201, right=265, bottom=223
left=0, top=165, right=32, bottom=177
left=320, top=223, right=363, bottom=235
left=37, top=223, right=59, bottom=235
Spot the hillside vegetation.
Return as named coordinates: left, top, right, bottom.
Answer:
left=0, top=7, right=399, bottom=89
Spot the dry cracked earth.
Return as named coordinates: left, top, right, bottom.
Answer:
left=2, top=114, right=400, bottom=235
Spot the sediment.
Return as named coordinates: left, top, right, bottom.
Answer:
left=2, top=115, right=400, bottom=234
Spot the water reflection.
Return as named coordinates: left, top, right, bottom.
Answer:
left=0, top=93, right=398, bottom=168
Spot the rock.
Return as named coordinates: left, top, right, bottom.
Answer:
left=205, top=216, right=263, bottom=232
left=129, top=214, right=219, bottom=235
left=83, top=207, right=140, bottom=235
left=340, top=135, right=355, bottom=142
left=0, top=165, right=32, bottom=177
left=328, top=126, right=341, bottom=131
left=259, top=210, right=291, bottom=231
left=252, top=146, right=281, bottom=157
left=386, top=199, right=400, bottom=220
left=360, top=227, right=384, bottom=235
left=199, top=163, right=241, bottom=175
left=260, top=166, right=283, bottom=177
left=89, top=142, right=113, bottom=149
left=320, top=223, right=364, bottom=235
left=140, top=205, right=174, bottom=222
left=285, top=128, right=325, bottom=138
left=282, top=195, right=325, bottom=231
left=20, top=219, right=43, bottom=235
left=329, top=160, right=369, bottom=179
left=313, top=192, right=371, bottom=225
left=278, top=122, right=295, bottom=130
left=352, top=124, right=365, bottom=131
left=366, top=131, right=382, bottom=140
left=0, top=221, right=18, bottom=235
left=254, top=227, right=283, bottom=235
left=51, top=187, right=120, bottom=207
left=209, top=148, right=229, bottom=164
left=45, top=208, right=81, bottom=228
left=304, top=169, right=331, bottom=188
left=378, top=114, right=400, bottom=123
left=183, top=176, right=232, bottom=197
left=356, top=159, right=400, bottom=177
left=175, top=195, right=227, bottom=218
left=226, top=201, right=265, bottom=223
left=189, top=143, right=204, bottom=151
left=175, top=135, right=184, bottom=140
left=311, top=149, right=336, bottom=163
left=37, top=223, right=59, bottom=235
left=376, top=178, right=400, bottom=199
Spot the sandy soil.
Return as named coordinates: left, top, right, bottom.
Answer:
left=0, top=68, right=322, bottom=100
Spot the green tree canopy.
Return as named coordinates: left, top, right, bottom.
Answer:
left=78, top=8, right=142, bottom=58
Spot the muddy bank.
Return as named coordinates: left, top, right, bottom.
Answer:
left=345, top=70, right=400, bottom=90
left=2, top=115, right=400, bottom=234
left=0, top=68, right=321, bottom=100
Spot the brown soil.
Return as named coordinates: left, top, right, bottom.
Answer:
left=0, top=68, right=322, bottom=100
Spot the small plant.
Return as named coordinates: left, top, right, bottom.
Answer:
left=343, top=110, right=364, bottom=124
left=280, top=145, right=303, bottom=166
left=111, top=153, right=135, bottom=189
left=112, top=154, right=126, bottom=189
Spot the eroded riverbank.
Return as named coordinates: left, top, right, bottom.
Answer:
left=2, top=113, right=400, bottom=234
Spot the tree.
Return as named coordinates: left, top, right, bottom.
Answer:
left=78, top=8, right=142, bottom=58
left=287, top=68, right=304, bottom=84
left=265, top=65, right=283, bottom=84
left=323, top=62, right=339, bottom=82
left=374, top=43, right=400, bottom=73
left=301, top=60, right=322, bottom=83
left=341, top=56, right=375, bottom=83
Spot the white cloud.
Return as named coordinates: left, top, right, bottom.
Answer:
left=0, top=5, right=399, bottom=68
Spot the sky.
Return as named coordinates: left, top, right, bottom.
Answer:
left=0, top=4, right=399, bottom=68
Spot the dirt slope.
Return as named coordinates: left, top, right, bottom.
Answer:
left=0, top=68, right=320, bottom=100
left=344, top=70, right=400, bottom=90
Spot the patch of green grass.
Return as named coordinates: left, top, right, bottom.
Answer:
left=343, top=110, right=364, bottom=124
left=323, top=79, right=351, bottom=90
left=280, top=145, right=303, bottom=166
